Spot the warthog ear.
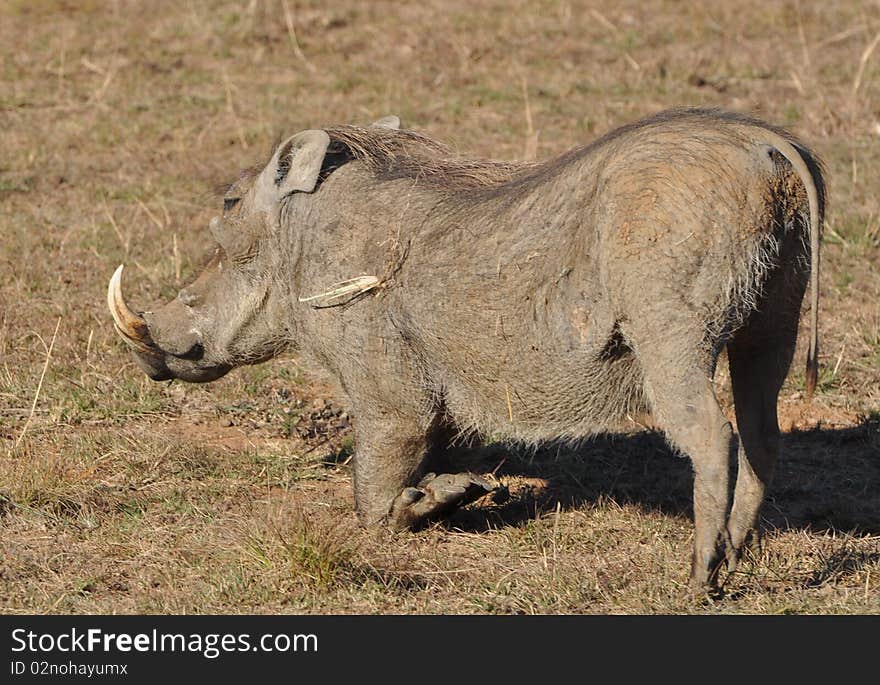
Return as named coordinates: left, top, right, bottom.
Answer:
left=371, top=115, right=401, bottom=130
left=258, top=130, right=331, bottom=202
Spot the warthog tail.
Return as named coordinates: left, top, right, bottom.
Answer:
left=758, top=131, right=823, bottom=400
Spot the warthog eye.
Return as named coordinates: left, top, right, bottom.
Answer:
left=223, top=197, right=241, bottom=212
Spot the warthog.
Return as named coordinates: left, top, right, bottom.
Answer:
left=108, top=108, right=823, bottom=589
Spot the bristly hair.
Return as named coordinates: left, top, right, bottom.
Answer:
left=214, top=164, right=264, bottom=197
left=322, top=125, right=536, bottom=190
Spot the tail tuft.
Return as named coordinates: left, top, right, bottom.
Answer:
left=805, top=348, right=818, bottom=401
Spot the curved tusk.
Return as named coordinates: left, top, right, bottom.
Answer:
left=107, top=265, right=159, bottom=355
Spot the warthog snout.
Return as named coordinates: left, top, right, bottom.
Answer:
left=107, top=265, right=228, bottom=383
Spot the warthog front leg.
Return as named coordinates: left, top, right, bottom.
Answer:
left=389, top=472, right=498, bottom=530
left=352, top=406, right=499, bottom=529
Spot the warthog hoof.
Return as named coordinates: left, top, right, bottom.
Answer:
left=690, top=529, right=735, bottom=593
left=389, top=472, right=502, bottom=530
left=726, top=527, right=763, bottom=573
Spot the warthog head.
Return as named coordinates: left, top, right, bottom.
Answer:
left=107, top=127, right=339, bottom=382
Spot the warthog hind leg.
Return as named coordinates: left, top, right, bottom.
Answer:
left=725, top=227, right=809, bottom=572
left=628, top=324, right=735, bottom=591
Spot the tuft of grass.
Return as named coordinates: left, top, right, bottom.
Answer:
left=279, top=511, right=358, bottom=590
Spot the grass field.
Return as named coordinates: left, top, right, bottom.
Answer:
left=1, top=0, right=879, bottom=614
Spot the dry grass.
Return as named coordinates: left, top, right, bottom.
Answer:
left=1, top=0, right=879, bottom=614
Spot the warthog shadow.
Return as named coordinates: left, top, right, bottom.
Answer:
left=318, top=413, right=879, bottom=586
left=442, top=414, right=880, bottom=542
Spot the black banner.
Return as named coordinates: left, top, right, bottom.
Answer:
left=0, top=614, right=875, bottom=681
